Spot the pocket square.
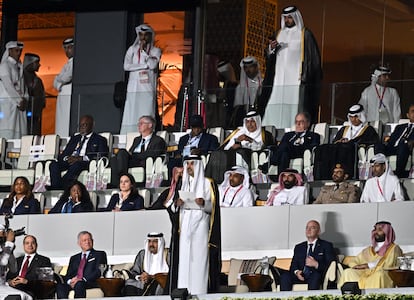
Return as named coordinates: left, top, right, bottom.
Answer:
left=24, top=205, right=29, bottom=208
left=88, top=257, right=96, bottom=262
left=318, top=252, right=324, bottom=255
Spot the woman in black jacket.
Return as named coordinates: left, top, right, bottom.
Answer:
left=49, top=180, right=94, bottom=213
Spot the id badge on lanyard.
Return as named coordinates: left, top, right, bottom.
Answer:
left=139, top=70, right=150, bottom=84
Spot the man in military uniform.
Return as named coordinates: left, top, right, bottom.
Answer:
left=313, top=163, right=361, bottom=204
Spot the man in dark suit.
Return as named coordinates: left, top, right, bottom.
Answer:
left=49, top=115, right=109, bottom=189
left=376, top=104, right=414, bottom=178
left=110, top=115, right=167, bottom=186
left=266, top=112, right=320, bottom=174
left=56, top=231, right=107, bottom=298
left=7, top=235, right=51, bottom=296
left=280, top=220, right=336, bottom=290
left=168, top=115, right=219, bottom=179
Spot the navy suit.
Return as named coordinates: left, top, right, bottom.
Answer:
left=7, top=253, right=52, bottom=295
left=376, top=123, right=414, bottom=177
left=280, top=239, right=335, bottom=290
left=105, top=193, right=144, bottom=211
left=49, top=132, right=109, bottom=189
left=110, top=134, right=166, bottom=186
left=0, top=196, right=40, bottom=215
left=270, top=131, right=320, bottom=173
left=56, top=249, right=107, bottom=298
left=48, top=197, right=94, bottom=214
left=168, top=132, right=219, bottom=179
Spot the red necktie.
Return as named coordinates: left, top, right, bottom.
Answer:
left=20, top=255, right=31, bottom=278
left=77, top=253, right=87, bottom=279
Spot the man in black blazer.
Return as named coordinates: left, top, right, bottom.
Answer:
left=267, top=112, right=320, bottom=174
left=376, top=104, right=414, bottom=178
left=110, top=115, right=167, bottom=186
left=167, top=115, right=219, bottom=179
left=49, top=115, right=109, bottom=189
left=56, top=231, right=107, bottom=298
left=280, top=220, right=336, bottom=290
left=7, top=235, right=51, bottom=295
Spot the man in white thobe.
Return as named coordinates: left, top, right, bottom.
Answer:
left=262, top=6, right=321, bottom=128
left=0, top=41, right=28, bottom=139
left=121, top=24, right=161, bottom=134
left=359, top=66, right=401, bottom=124
left=176, top=155, right=212, bottom=295
left=360, top=153, right=404, bottom=202
left=219, top=166, right=254, bottom=207
left=54, top=37, right=74, bottom=137
left=266, top=168, right=307, bottom=206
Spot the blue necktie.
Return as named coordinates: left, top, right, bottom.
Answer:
left=303, top=243, right=313, bottom=278
left=63, top=200, right=74, bottom=213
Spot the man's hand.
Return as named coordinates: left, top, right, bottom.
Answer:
left=237, top=134, right=253, bottom=143
left=305, top=256, right=318, bottom=269
left=195, top=198, right=205, bottom=207
left=9, top=276, right=28, bottom=286
left=190, top=148, right=202, bottom=156
left=18, top=98, right=27, bottom=111
left=140, top=272, right=152, bottom=284
left=295, top=270, right=305, bottom=281
left=67, top=156, right=83, bottom=165
left=353, top=263, right=369, bottom=270
left=70, top=277, right=82, bottom=288
left=175, top=198, right=184, bottom=207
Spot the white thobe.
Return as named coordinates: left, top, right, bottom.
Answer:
left=360, top=174, right=404, bottom=202
left=54, top=57, right=73, bottom=137
left=120, top=44, right=161, bottom=134
left=359, top=84, right=401, bottom=124
left=0, top=56, right=28, bottom=139
left=263, top=26, right=302, bottom=128
left=271, top=186, right=307, bottom=206
left=219, top=185, right=254, bottom=207
left=177, top=177, right=211, bottom=295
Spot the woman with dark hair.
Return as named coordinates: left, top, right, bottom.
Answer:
left=49, top=180, right=94, bottom=213
left=0, top=176, right=40, bottom=214
left=105, top=173, right=144, bottom=211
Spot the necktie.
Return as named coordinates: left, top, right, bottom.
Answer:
left=140, top=138, right=146, bottom=152
left=303, top=243, right=313, bottom=278
left=334, top=184, right=340, bottom=191
left=75, top=136, right=87, bottom=155
left=20, top=255, right=31, bottom=278
left=77, top=253, right=87, bottom=279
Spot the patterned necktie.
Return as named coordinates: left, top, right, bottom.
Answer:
left=77, top=253, right=87, bottom=279
left=75, top=136, right=87, bottom=155
left=20, top=255, right=31, bottom=278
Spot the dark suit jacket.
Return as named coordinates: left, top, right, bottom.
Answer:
left=129, top=134, right=167, bottom=162
left=289, top=239, right=335, bottom=277
left=64, top=249, right=107, bottom=285
left=333, top=125, right=379, bottom=145
left=387, top=123, right=414, bottom=148
left=105, top=193, right=144, bottom=211
left=59, top=132, right=109, bottom=162
left=178, top=132, right=219, bottom=156
left=280, top=130, right=320, bottom=151
left=0, top=195, right=40, bottom=215
left=49, top=197, right=94, bottom=214
left=7, top=253, right=52, bottom=282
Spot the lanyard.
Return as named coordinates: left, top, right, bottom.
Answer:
left=375, top=85, right=387, bottom=109
left=376, top=178, right=384, bottom=197
left=222, top=185, right=244, bottom=206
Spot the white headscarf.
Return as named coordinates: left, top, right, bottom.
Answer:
left=181, top=155, right=206, bottom=199
left=234, top=56, right=262, bottom=107
left=1, top=41, right=24, bottom=64
left=225, top=111, right=263, bottom=150
left=23, top=53, right=40, bottom=70
left=220, top=166, right=250, bottom=190
left=371, top=66, right=391, bottom=85
left=344, top=104, right=367, bottom=140
left=143, top=233, right=169, bottom=275
left=133, top=24, right=155, bottom=50
left=370, top=153, right=395, bottom=200
left=281, top=6, right=304, bottom=31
